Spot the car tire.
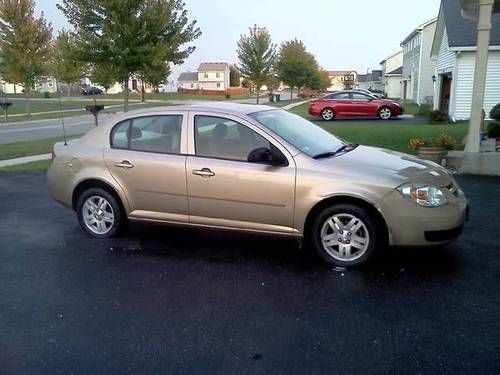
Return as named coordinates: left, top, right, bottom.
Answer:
left=321, top=108, right=335, bottom=121
left=310, top=204, right=378, bottom=268
left=76, top=188, right=123, bottom=238
left=378, top=107, right=392, bottom=120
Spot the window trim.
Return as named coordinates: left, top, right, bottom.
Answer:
left=109, top=115, right=185, bottom=156
left=191, top=114, right=289, bottom=166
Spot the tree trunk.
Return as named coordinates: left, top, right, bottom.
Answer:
left=290, top=87, right=293, bottom=100
left=256, top=86, right=260, bottom=104
left=141, top=80, right=145, bottom=103
left=14, top=85, right=17, bottom=94
left=67, top=82, right=71, bottom=97
left=24, top=86, right=31, bottom=117
left=124, top=74, right=130, bottom=112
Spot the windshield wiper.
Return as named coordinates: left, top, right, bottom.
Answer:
left=313, top=144, right=359, bottom=159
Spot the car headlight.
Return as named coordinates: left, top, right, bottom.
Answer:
left=397, top=183, right=447, bottom=207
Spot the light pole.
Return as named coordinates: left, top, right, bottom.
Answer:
left=461, top=0, right=499, bottom=152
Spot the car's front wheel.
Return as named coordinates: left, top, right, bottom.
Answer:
left=378, top=107, right=392, bottom=120
left=311, top=204, right=378, bottom=267
left=76, top=188, right=123, bottom=238
left=321, top=108, right=335, bottom=121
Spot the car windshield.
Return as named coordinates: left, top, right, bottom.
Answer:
left=249, top=109, right=344, bottom=157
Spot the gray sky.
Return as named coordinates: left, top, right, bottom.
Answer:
left=35, top=0, right=440, bottom=73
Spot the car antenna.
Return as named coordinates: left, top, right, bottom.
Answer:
left=57, top=86, right=68, bottom=146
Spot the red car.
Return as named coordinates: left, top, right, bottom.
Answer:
left=308, top=91, right=404, bottom=121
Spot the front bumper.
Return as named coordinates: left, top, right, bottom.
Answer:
left=380, top=187, right=468, bottom=247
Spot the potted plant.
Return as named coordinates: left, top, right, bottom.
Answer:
left=408, top=134, right=457, bottom=163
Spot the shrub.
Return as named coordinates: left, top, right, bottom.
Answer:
left=408, top=134, right=457, bottom=150
left=417, top=103, right=432, bottom=117
left=43, top=91, right=50, bottom=99
left=487, top=122, right=500, bottom=138
left=225, top=93, right=231, bottom=99
left=490, top=103, right=500, bottom=121
left=429, top=110, right=448, bottom=123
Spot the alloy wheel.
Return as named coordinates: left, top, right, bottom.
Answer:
left=379, top=107, right=392, bottom=120
left=320, top=213, right=370, bottom=261
left=82, top=195, right=115, bottom=235
left=321, top=108, right=334, bottom=121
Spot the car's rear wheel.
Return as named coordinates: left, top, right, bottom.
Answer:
left=311, top=204, right=378, bottom=267
left=378, top=107, right=392, bottom=120
left=77, top=188, right=123, bottom=238
left=321, top=108, right=335, bottom=121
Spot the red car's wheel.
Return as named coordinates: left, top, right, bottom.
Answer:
left=378, top=107, right=392, bottom=120
left=321, top=108, right=335, bottom=121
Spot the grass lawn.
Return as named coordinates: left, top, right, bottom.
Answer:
left=289, top=103, right=467, bottom=155
left=0, top=159, right=51, bottom=173
left=0, top=135, right=81, bottom=161
left=403, top=101, right=420, bottom=115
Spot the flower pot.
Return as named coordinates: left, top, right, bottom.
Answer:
left=417, top=146, right=445, bottom=164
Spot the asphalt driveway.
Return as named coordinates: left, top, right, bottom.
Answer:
left=0, top=173, right=499, bottom=374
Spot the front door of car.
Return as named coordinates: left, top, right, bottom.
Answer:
left=328, top=92, right=351, bottom=116
left=349, top=92, right=375, bottom=116
left=185, top=113, right=296, bottom=234
left=104, top=114, right=189, bottom=222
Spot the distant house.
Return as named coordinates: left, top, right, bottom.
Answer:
left=357, top=70, right=383, bottom=92
left=178, top=62, right=230, bottom=92
left=401, top=18, right=437, bottom=104
left=327, top=70, right=357, bottom=91
left=1, top=77, right=58, bottom=94
left=380, top=50, right=403, bottom=98
left=431, top=0, right=500, bottom=120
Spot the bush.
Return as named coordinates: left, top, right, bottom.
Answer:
left=487, top=122, right=500, bottom=138
left=43, top=91, right=50, bottom=99
left=417, top=103, right=432, bottom=117
left=429, top=110, right=448, bottom=123
left=225, top=93, right=231, bottom=99
left=490, top=103, right=500, bottom=121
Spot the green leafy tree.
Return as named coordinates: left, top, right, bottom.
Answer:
left=137, top=56, right=171, bottom=101
left=265, top=74, right=280, bottom=94
left=237, top=25, right=276, bottom=104
left=51, top=30, right=87, bottom=96
left=275, top=39, right=317, bottom=99
left=307, top=69, right=331, bottom=92
left=229, top=65, right=241, bottom=87
left=58, top=0, right=201, bottom=111
left=0, top=0, right=53, bottom=116
left=90, top=63, right=118, bottom=94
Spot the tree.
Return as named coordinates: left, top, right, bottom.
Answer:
left=51, top=30, right=87, bottom=96
left=265, top=74, right=280, bottom=94
left=275, top=39, right=317, bottom=99
left=237, top=25, right=276, bottom=104
left=58, top=0, right=201, bottom=111
left=91, top=63, right=118, bottom=94
left=307, top=69, right=331, bottom=92
left=0, top=0, right=53, bottom=116
left=229, top=65, right=241, bottom=87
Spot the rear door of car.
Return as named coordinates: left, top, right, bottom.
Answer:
left=185, top=111, right=297, bottom=234
left=103, top=112, right=189, bottom=222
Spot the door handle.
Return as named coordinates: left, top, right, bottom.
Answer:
left=114, top=160, right=134, bottom=169
left=192, top=168, right=215, bottom=178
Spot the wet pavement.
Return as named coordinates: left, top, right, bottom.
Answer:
left=0, top=173, right=499, bottom=374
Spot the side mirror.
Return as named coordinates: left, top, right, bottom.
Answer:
left=247, top=146, right=287, bottom=166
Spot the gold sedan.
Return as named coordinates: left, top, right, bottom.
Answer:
left=48, top=103, right=468, bottom=267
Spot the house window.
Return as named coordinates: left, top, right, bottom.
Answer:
left=216, top=72, right=220, bottom=78
left=217, top=83, right=221, bottom=88
left=204, top=73, right=208, bottom=78
left=190, top=83, right=194, bottom=88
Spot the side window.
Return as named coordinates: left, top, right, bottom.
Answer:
left=351, top=93, right=370, bottom=100
left=110, top=120, right=130, bottom=149
left=110, top=115, right=183, bottom=154
left=332, top=92, right=349, bottom=99
left=194, top=116, right=271, bottom=162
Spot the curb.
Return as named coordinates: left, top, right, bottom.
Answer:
left=0, top=153, right=51, bottom=168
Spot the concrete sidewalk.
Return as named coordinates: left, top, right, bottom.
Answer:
left=0, top=153, right=51, bottom=168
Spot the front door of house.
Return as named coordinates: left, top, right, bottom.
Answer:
left=440, top=74, right=452, bottom=113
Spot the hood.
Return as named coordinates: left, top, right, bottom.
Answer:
left=320, top=146, right=453, bottom=187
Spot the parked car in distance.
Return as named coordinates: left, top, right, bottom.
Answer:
left=82, top=86, right=104, bottom=96
left=309, top=91, right=404, bottom=121
left=48, top=103, right=467, bottom=268
left=352, top=88, right=385, bottom=99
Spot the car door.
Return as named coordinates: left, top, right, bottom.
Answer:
left=328, top=92, right=351, bottom=116
left=185, top=112, right=297, bottom=234
left=349, top=92, right=376, bottom=116
left=103, top=113, right=189, bottom=222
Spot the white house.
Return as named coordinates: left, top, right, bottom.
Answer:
left=1, top=77, right=58, bottom=94
left=357, top=70, right=383, bottom=92
left=431, top=0, right=500, bottom=120
left=178, top=62, right=230, bottom=92
left=380, top=50, right=403, bottom=98
left=401, top=18, right=437, bottom=104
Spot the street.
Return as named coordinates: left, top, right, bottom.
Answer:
left=0, top=173, right=498, bottom=374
